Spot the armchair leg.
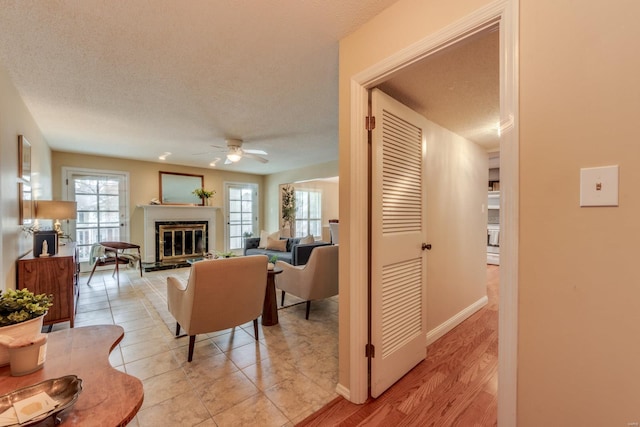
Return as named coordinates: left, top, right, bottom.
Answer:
left=175, top=322, right=181, bottom=337
left=253, top=318, right=259, bottom=341
left=188, top=335, right=196, bottom=362
left=281, top=291, right=286, bottom=307
left=305, top=301, right=311, bottom=320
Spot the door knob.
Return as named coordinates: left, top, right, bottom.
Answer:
left=422, top=243, right=432, bottom=251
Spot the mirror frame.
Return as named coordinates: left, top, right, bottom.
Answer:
left=159, top=171, right=204, bottom=205
left=18, top=135, right=33, bottom=225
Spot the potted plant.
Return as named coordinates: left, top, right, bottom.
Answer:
left=192, top=188, right=215, bottom=206
left=0, top=289, right=52, bottom=366
left=281, top=184, right=296, bottom=236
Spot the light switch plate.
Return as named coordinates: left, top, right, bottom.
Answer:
left=580, top=165, right=619, bottom=207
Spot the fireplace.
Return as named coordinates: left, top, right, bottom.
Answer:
left=140, top=205, right=218, bottom=266
left=156, top=221, right=207, bottom=263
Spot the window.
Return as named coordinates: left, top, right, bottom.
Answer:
left=295, top=189, right=322, bottom=238
left=63, top=168, right=129, bottom=268
left=225, top=183, right=258, bottom=251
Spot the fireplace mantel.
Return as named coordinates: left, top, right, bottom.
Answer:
left=139, top=205, right=218, bottom=263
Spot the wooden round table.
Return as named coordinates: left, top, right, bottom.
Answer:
left=0, top=325, right=143, bottom=426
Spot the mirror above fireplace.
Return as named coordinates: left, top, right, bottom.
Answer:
left=159, top=171, right=204, bottom=205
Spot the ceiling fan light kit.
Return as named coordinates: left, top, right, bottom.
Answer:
left=226, top=151, right=242, bottom=163
left=193, top=138, right=269, bottom=165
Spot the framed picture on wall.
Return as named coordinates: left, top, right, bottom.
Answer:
left=18, top=135, right=31, bottom=183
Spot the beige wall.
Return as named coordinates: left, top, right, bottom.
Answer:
left=518, top=0, right=640, bottom=423
left=0, top=65, right=52, bottom=291
left=339, top=0, right=493, bottom=394
left=425, top=119, right=488, bottom=331
left=263, top=160, right=338, bottom=233
left=52, top=152, right=264, bottom=255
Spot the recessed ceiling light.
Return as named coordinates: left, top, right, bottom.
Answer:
left=159, top=152, right=172, bottom=160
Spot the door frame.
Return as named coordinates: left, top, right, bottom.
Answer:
left=346, top=0, right=518, bottom=424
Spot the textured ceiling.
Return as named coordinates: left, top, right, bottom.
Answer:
left=378, top=27, right=499, bottom=150
left=0, top=1, right=498, bottom=175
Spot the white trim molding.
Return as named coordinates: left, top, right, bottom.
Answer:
left=426, top=296, right=489, bottom=346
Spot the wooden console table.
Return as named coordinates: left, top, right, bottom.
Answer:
left=17, top=243, right=79, bottom=328
left=0, top=325, right=143, bottom=426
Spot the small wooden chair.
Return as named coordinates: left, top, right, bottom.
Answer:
left=87, top=242, right=142, bottom=285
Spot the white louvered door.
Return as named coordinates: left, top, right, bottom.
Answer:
left=370, top=88, right=428, bottom=398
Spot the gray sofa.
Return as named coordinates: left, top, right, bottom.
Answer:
left=244, top=237, right=330, bottom=266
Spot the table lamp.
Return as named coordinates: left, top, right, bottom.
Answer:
left=34, top=200, right=78, bottom=241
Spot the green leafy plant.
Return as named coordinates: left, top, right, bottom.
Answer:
left=269, top=255, right=278, bottom=264
left=216, top=251, right=237, bottom=258
left=281, top=184, right=296, bottom=234
left=192, top=188, right=215, bottom=199
left=0, top=289, right=53, bottom=327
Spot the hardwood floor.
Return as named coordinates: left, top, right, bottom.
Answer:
left=298, top=265, right=499, bottom=426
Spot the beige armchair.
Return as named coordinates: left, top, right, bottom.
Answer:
left=276, top=245, right=338, bottom=319
left=167, top=255, right=268, bottom=362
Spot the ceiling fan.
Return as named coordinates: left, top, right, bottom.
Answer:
left=201, top=139, right=269, bottom=165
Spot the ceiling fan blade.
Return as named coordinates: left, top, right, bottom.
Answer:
left=243, top=152, right=269, bottom=163
left=243, top=148, right=268, bottom=155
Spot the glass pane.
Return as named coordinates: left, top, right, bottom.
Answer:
left=229, top=188, right=241, bottom=200
left=75, top=179, right=97, bottom=194
left=76, top=195, right=97, bottom=211
left=99, top=195, right=119, bottom=211
left=100, top=180, right=120, bottom=195
left=229, top=200, right=241, bottom=212
left=99, top=211, right=119, bottom=224
left=310, top=220, right=322, bottom=237
left=230, top=237, right=242, bottom=250
left=77, top=211, right=98, bottom=227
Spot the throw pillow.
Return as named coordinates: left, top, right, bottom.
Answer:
left=266, top=237, right=287, bottom=252
left=258, top=230, right=280, bottom=249
left=299, top=234, right=315, bottom=244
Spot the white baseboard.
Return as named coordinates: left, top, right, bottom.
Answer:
left=426, top=296, right=489, bottom=346
left=333, top=296, right=488, bottom=402
left=335, top=383, right=350, bottom=401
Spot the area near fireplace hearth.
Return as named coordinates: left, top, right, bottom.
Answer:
left=139, top=205, right=218, bottom=271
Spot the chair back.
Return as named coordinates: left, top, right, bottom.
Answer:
left=329, top=222, right=339, bottom=244
left=298, top=245, right=339, bottom=301
left=177, top=255, right=268, bottom=335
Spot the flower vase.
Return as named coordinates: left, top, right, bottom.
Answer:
left=0, top=315, right=45, bottom=366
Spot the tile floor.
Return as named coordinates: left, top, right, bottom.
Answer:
left=60, top=265, right=339, bottom=426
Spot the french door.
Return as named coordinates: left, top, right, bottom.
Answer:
left=63, top=168, right=129, bottom=270
left=224, top=182, right=258, bottom=252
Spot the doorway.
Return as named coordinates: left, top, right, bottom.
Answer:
left=344, top=1, right=518, bottom=423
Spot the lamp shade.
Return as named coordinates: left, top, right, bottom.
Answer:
left=34, top=201, right=77, bottom=220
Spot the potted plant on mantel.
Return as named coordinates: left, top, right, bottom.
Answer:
left=0, top=289, right=52, bottom=366
left=192, top=188, right=215, bottom=206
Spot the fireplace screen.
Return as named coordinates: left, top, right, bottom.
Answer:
left=156, top=222, right=207, bottom=262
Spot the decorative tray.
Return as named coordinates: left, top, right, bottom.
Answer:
left=0, top=375, right=83, bottom=426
